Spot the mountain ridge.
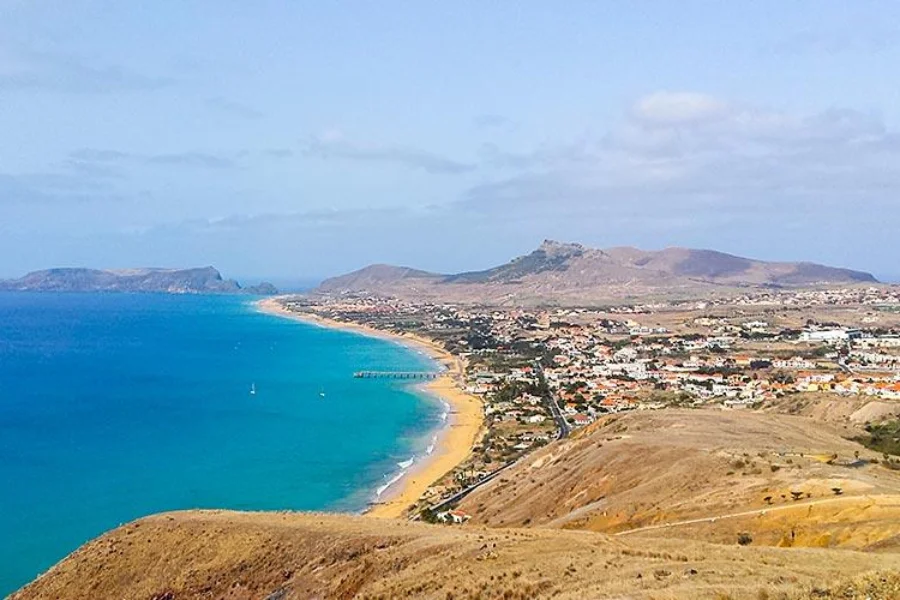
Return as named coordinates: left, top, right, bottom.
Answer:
left=0, top=266, right=278, bottom=295
left=316, top=240, right=878, bottom=304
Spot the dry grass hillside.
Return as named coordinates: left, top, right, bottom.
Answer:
left=760, top=394, right=900, bottom=431
left=459, top=409, right=900, bottom=551
left=11, top=510, right=900, bottom=600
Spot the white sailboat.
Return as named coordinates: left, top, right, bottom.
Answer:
left=250, top=382, right=257, bottom=396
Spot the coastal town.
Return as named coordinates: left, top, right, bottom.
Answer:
left=13, top=3, right=900, bottom=597
left=274, top=285, right=900, bottom=520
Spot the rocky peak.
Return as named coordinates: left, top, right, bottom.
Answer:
left=537, top=240, right=585, bottom=259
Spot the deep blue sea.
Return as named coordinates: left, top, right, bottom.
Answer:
left=0, top=293, right=442, bottom=596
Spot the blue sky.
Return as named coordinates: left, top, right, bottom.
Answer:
left=1, top=1, right=898, bottom=281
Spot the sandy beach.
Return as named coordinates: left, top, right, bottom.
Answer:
left=255, top=297, right=484, bottom=519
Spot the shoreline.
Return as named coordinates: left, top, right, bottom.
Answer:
left=255, top=297, right=484, bottom=519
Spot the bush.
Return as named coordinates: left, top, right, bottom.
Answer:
left=737, top=532, right=753, bottom=546
left=420, top=509, right=440, bottom=524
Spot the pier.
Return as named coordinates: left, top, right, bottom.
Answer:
left=353, top=371, right=440, bottom=380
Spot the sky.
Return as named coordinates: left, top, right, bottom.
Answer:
left=1, top=1, right=899, bottom=282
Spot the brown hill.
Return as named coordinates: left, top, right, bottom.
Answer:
left=458, top=409, right=900, bottom=551
left=11, top=510, right=900, bottom=600
left=315, top=240, right=877, bottom=304
left=759, top=393, right=900, bottom=430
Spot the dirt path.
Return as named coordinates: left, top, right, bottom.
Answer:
left=613, top=494, right=886, bottom=536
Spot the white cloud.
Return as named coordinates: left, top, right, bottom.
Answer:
left=631, top=91, right=730, bottom=126
left=459, top=91, right=900, bottom=242
left=772, top=28, right=900, bottom=56
left=473, top=114, right=514, bottom=130
left=205, top=97, right=263, bottom=120
left=5, top=91, right=897, bottom=276
left=0, top=44, right=172, bottom=93
left=303, top=132, right=475, bottom=175
left=69, top=148, right=237, bottom=170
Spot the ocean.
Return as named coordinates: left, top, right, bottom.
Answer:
left=0, top=293, right=443, bottom=595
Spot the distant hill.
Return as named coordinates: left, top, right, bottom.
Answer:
left=316, top=240, right=877, bottom=304
left=0, top=267, right=278, bottom=295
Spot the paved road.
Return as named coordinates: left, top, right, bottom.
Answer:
left=614, top=494, right=877, bottom=537
left=416, top=461, right=516, bottom=517
left=413, top=363, right=570, bottom=519
left=546, top=392, right=572, bottom=439
left=534, top=362, right=571, bottom=439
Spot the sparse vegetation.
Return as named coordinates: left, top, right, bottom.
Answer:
left=854, top=419, right=900, bottom=458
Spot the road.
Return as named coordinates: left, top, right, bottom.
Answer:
left=837, top=358, right=855, bottom=375
left=413, top=363, right=571, bottom=519
left=546, top=390, right=572, bottom=439
left=417, top=461, right=516, bottom=517
left=534, top=362, right=571, bottom=439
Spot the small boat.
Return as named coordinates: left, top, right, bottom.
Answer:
left=250, top=383, right=257, bottom=396
left=318, top=388, right=326, bottom=399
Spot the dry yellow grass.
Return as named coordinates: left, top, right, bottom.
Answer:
left=11, top=510, right=900, bottom=600
left=760, top=393, right=900, bottom=431
left=459, top=409, right=900, bottom=551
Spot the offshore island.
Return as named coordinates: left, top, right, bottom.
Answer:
left=11, top=241, right=900, bottom=599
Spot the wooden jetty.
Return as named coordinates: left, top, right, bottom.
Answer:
left=353, top=371, right=440, bottom=380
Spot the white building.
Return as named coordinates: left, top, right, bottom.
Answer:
left=800, top=328, right=861, bottom=343
left=773, top=357, right=815, bottom=370
left=856, top=335, right=900, bottom=349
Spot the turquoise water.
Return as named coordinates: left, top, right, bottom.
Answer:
left=0, top=293, right=442, bottom=595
